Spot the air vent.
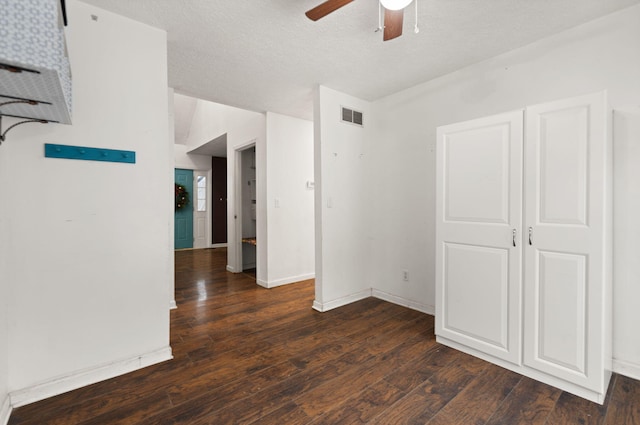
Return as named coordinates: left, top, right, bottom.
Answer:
left=341, top=107, right=364, bottom=127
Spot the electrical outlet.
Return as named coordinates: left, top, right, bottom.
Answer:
left=402, top=270, right=409, bottom=282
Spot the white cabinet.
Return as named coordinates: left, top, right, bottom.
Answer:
left=435, top=92, right=612, bottom=404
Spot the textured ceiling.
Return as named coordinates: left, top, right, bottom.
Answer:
left=79, top=0, right=640, bottom=120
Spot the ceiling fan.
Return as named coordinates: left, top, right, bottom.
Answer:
left=305, top=0, right=414, bottom=41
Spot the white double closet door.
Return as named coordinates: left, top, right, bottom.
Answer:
left=435, top=92, right=611, bottom=403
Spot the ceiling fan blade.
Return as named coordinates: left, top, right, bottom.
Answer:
left=305, top=0, right=355, bottom=21
left=383, top=8, right=404, bottom=41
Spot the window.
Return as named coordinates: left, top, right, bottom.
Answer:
left=197, top=175, right=206, bottom=212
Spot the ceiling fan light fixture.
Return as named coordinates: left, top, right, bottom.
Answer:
left=380, top=0, right=412, bottom=11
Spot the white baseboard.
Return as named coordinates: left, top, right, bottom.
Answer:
left=0, top=395, right=11, bottom=425
left=259, top=273, right=315, bottom=289
left=613, top=358, right=640, bottom=381
left=371, top=289, right=435, bottom=315
left=9, top=347, right=173, bottom=408
left=211, top=243, right=227, bottom=248
left=311, top=288, right=435, bottom=314
left=169, top=300, right=177, bottom=310
left=438, top=335, right=608, bottom=404
left=312, top=289, right=372, bottom=312
left=226, top=265, right=237, bottom=273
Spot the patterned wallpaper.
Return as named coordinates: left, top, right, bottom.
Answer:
left=0, top=0, right=72, bottom=124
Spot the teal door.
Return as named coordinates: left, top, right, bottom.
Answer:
left=175, top=169, right=194, bottom=249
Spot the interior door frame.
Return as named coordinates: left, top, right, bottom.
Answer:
left=230, top=140, right=256, bottom=273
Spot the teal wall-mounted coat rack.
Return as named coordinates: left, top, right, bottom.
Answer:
left=45, top=143, right=136, bottom=164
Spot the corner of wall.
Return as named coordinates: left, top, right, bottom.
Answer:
left=0, top=396, right=11, bottom=425
left=371, top=289, right=435, bottom=315
left=264, top=112, right=315, bottom=286
left=612, top=107, right=640, bottom=379
left=312, top=289, right=372, bottom=312
left=613, top=359, right=640, bottom=382
left=0, top=110, right=10, bottom=425
left=314, top=86, right=373, bottom=306
left=313, top=86, right=324, bottom=306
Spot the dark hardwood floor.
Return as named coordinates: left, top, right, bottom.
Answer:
left=8, top=248, right=640, bottom=424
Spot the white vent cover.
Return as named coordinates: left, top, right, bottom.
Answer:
left=341, top=107, right=363, bottom=127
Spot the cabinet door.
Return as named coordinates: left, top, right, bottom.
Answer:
left=436, top=111, right=523, bottom=365
left=523, top=92, right=610, bottom=392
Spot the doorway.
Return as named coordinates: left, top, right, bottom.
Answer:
left=234, top=144, right=257, bottom=272
left=211, top=156, right=227, bottom=246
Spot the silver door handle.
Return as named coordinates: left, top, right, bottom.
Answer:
left=529, top=227, right=533, bottom=245
left=512, top=229, right=516, bottom=247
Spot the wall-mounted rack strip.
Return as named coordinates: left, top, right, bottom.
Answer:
left=45, top=144, right=136, bottom=164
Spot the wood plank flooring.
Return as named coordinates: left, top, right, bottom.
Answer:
left=8, top=248, right=640, bottom=424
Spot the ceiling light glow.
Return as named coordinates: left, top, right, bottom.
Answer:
left=380, top=0, right=412, bottom=11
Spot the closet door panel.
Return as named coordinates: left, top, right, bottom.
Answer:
left=443, top=243, right=510, bottom=349
left=444, top=125, right=510, bottom=224
left=436, top=111, right=523, bottom=365
left=524, top=92, right=608, bottom=392
left=536, top=250, right=587, bottom=374
left=537, top=106, right=589, bottom=225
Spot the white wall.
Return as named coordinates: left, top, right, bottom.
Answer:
left=174, top=144, right=211, bottom=171
left=314, top=86, right=373, bottom=310
left=3, top=0, right=172, bottom=405
left=365, top=4, right=640, bottom=375
left=0, top=131, right=10, bottom=424
left=612, top=107, right=640, bottom=378
left=185, top=101, right=262, bottom=151
left=226, top=114, right=267, bottom=280
left=264, top=112, right=315, bottom=287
